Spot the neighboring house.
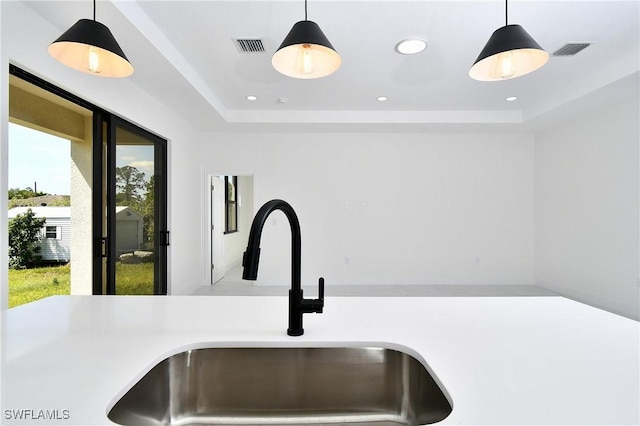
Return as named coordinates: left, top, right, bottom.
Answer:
left=115, top=206, right=144, bottom=255
left=8, top=206, right=144, bottom=262
left=8, top=206, right=71, bottom=262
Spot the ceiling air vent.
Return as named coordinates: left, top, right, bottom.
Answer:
left=234, top=38, right=266, bottom=53
left=552, top=43, right=591, bottom=57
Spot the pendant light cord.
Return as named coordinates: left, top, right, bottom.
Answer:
left=93, top=0, right=96, bottom=21
left=505, top=0, right=508, bottom=26
left=304, top=0, right=308, bottom=21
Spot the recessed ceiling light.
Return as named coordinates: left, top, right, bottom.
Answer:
left=377, top=96, right=388, bottom=102
left=506, top=96, right=518, bottom=102
left=246, top=95, right=257, bottom=101
left=395, top=38, right=427, bottom=55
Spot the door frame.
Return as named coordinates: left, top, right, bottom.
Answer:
left=10, top=65, right=169, bottom=296
left=99, top=116, right=168, bottom=295
left=210, top=175, right=226, bottom=284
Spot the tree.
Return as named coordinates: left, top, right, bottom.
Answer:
left=8, top=209, right=46, bottom=269
left=141, top=175, right=155, bottom=247
left=115, top=166, right=146, bottom=209
left=8, top=187, right=46, bottom=200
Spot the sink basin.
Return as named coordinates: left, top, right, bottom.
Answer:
left=107, top=346, right=452, bottom=425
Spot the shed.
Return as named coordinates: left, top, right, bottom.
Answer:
left=115, top=206, right=144, bottom=254
left=8, top=206, right=145, bottom=262
left=8, top=206, right=71, bottom=262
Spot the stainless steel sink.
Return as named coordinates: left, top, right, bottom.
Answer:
left=107, top=346, right=452, bottom=425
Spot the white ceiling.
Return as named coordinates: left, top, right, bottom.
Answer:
left=24, top=0, right=640, bottom=133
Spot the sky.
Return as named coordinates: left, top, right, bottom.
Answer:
left=9, top=123, right=155, bottom=197
left=9, top=122, right=70, bottom=195
left=116, top=145, right=155, bottom=177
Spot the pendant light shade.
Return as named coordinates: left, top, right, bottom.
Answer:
left=272, top=1, right=341, bottom=79
left=48, top=1, right=133, bottom=78
left=469, top=1, right=548, bottom=81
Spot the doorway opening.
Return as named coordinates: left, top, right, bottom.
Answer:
left=7, top=65, right=168, bottom=303
left=8, top=73, right=91, bottom=307
left=209, top=175, right=253, bottom=284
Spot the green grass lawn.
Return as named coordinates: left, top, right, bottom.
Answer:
left=8, top=264, right=71, bottom=308
left=9, top=262, right=154, bottom=308
left=114, top=262, right=154, bottom=295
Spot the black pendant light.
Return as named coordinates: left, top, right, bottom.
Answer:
left=469, top=0, right=548, bottom=81
left=272, top=0, right=341, bottom=79
left=48, top=0, right=133, bottom=78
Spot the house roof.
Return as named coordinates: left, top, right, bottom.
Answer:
left=8, top=206, right=143, bottom=220
left=8, top=206, right=71, bottom=219
left=115, top=206, right=144, bottom=220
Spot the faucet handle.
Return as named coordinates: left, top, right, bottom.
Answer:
left=299, top=277, right=325, bottom=316
left=316, top=277, right=325, bottom=313
left=318, top=277, right=324, bottom=303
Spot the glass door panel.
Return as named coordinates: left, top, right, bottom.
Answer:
left=102, top=118, right=167, bottom=295
left=8, top=66, right=168, bottom=298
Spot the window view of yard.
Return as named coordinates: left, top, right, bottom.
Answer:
left=8, top=124, right=156, bottom=307
left=8, top=124, right=73, bottom=307
left=9, top=263, right=154, bottom=308
left=9, top=264, right=70, bottom=308
left=7, top=201, right=155, bottom=307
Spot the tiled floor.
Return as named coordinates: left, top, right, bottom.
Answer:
left=191, top=267, right=559, bottom=297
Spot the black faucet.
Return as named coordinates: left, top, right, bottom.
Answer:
left=242, top=199, right=324, bottom=336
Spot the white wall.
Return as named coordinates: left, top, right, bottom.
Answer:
left=0, top=0, right=10, bottom=309
left=196, top=133, right=535, bottom=287
left=535, top=96, right=640, bottom=320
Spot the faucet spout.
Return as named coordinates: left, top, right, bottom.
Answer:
left=242, top=199, right=324, bottom=336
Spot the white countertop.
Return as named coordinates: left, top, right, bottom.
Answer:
left=1, top=295, right=638, bottom=425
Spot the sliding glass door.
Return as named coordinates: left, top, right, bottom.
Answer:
left=10, top=65, right=168, bottom=297
left=95, top=116, right=168, bottom=295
